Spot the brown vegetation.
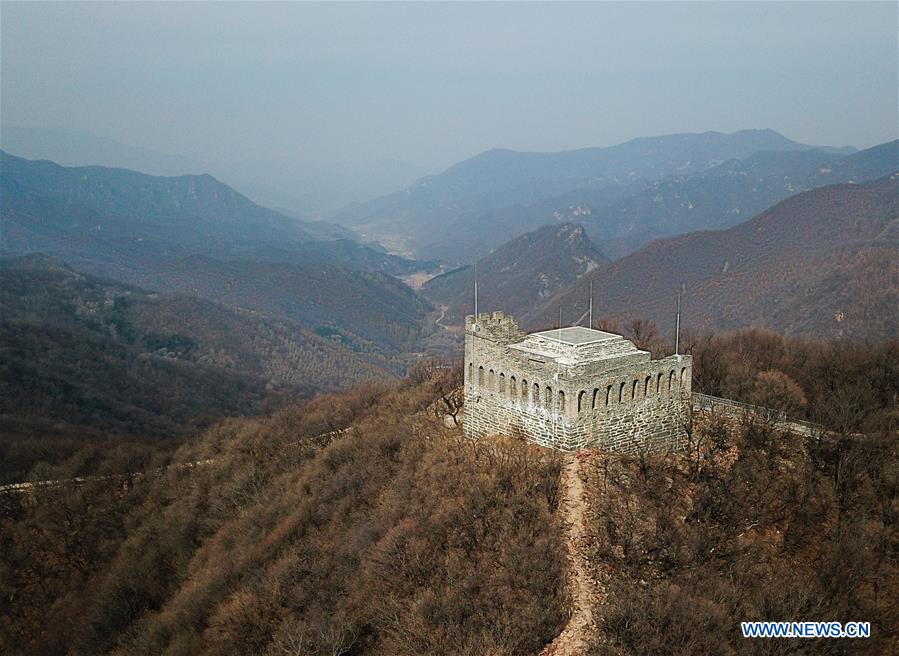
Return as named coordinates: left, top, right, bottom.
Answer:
left=421, top=223, right=608, bottom=326
left=2, top=316, right=896, bottom=656
left=1, top=370, right=568, bottom=655
left=580, top=412, right=898, bottom=655
left=527, top=174, right=899, bottom=341
left=689, top=328, right=899, bottom=433
left=0, top=256, right=397, bottom=483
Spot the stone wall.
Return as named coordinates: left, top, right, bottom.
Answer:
left=463, top=312, right=691, bottom=453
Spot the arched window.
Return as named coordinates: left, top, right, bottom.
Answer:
left=489, top=369, right=495, bottom=391
left=592, top=388, right=599, bottom=410
left=606, top=385, right=612, bottom=406
left=668, top=370, right=675, bottom=391
left=619, top=382, right=626, bottom=403
left=545, top=386, right=553, bottom=410
left=478, top=366, right=485, bottom=387
left=468, top=363, right=473, bottom=384
left=680, top=367, right=687, bottom=387
left=559, top=390, right=566, bottom=413
left=656, top=372, right=663, bottom=394
left=644, top=376, right=651, bottom=397
left=510, top=376, right=517, bottom=399
left=578, top=390, right=587, bottom=413
left=533, top=383, right=540, bottom=404
left=499, top=372, right=506, bottom=395
left=521, top=379, right=528, bottom=401
left=632, top=380, right=639, bottom=400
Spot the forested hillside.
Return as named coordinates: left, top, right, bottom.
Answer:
left=575, top=330, right=899, bottom=654
left=122, top=255, right=435, bottom=354
left=1, top=372, right=568, bottom=656
left=582, top=417, right=897, bottom=655
left=0, top=153, right=438, bottom=357
left=422, top=223, right=608, bottom=326
left=0, top=256, right=394, bottom=481
left=4, top=335, right=896, bottom=655
left=527, top=175, right=899, bottom=340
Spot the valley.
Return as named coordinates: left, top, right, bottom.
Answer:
left=2, top=129, right=897, bottom=656
left=334, top=130, right=887, bottom=265
left=3, top=3, right=898, bottom=654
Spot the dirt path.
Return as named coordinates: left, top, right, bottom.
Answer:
left=541, top=452, right=602, bottom=656
left=435, top=303, right=448, bottom=329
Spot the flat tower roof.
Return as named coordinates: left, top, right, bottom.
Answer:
left=530, top=326, right=620, bottom=345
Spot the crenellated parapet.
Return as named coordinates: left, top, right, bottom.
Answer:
left=465, top=311, right=526, bottom=344
left=463, top=315, right=692, bottom=453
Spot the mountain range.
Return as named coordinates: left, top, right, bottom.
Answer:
left=524, top=174, right=899, bottom=341
left=2, top=131, right=896, bottom=365
left=0, top=127, right=429, bottom=216
left=334, top=129, right=860, bottom=262
left=0, top=150, right=353, bottom=257
left=3, top=109, right=897, bottom=656
left=576, top=140, right=899, bottom=258
left=0, top=152, right=438, bottom=357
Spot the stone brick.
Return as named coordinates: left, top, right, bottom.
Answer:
left=463, top=313, right=691, bottom=453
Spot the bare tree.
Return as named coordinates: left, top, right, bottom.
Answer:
left=318, top=616, right=359, bottom=656
left=624, top=318, right=664, bottom=357
left=407, top=358, right=464, bottom=425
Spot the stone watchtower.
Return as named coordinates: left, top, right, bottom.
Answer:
left=463, top=312, right=691, bottom=452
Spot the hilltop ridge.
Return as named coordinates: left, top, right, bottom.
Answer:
left=526, top=174, right=899, bottom=340
left=333, top=129, right=860, bottom=263
left=422, top=222, right=608, bottom=326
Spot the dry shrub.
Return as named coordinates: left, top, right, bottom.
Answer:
left=693, top=330, right=899, bottom=433
left=3, top=371, right=568, bottom=656
left=585, top=418, right=898, bottom=656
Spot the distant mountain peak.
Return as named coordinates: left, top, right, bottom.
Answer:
left=335, top=129, right=861, bottom=264
left=526, top=175, right=898, bottom=340
left=421, top=221, right=608, bottom=325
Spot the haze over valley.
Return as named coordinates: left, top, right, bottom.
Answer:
left=1, top=2, right=897, bottom=655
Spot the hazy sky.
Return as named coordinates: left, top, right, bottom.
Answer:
left=2, top=1, right=897, bottom=172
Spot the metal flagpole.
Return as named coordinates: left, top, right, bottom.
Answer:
left=589, top=280, right=593, bottom=329
left=675, top=286, right=682, bottom=355
left=473, top=261, right=478, bottom=320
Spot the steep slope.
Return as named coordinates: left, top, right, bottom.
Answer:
left=422, top=223, right=608, bottom=326
left=2, top=377, right=568, bottom=656
left=0, top=256, right=394, bottom=440
left=525, top=175, right=899, bottom=340
left=0, top=151, right=433, bottom=274
left=424, top=139, right=897, bottom=263
left=580, top=140, right=899, bottom=257
left=115, top=255, right=434, bottom=355
left=334, top=129, right=855, bottom=261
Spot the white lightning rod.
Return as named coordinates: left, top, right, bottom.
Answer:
left=589, top=280, right=593, bottom=329
left=473, top=261, right=478, bottom=320
left=675, top=286, right=682, bottom=355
